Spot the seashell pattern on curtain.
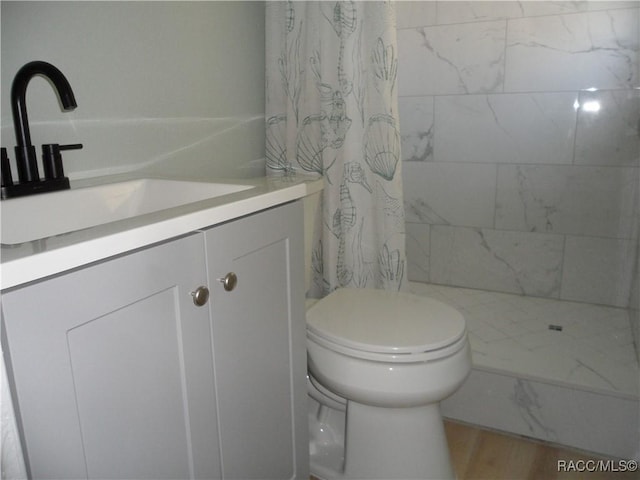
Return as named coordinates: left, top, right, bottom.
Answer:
left=266, top=0, right=406, bottom=295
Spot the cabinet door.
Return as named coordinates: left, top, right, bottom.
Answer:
left=204, top=201, right=308, bottom=480
left=1, top=233, right=221, bottom=480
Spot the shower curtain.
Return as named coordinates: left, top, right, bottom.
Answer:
left=266, top=0, right=406, bottom=296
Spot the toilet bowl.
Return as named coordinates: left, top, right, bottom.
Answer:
left=306, top=287, right=471, bottom=480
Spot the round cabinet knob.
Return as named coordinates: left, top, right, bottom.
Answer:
left=219, top=272, right=238, bottom=292
left=191, top=286, right=210, bottom=306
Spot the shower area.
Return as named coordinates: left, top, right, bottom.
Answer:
left=395, top=1, right=639, bottom=459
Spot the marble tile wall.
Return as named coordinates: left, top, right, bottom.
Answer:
left=397, top=1, right=640, bottom=312
left=441, top=367, right=639, bottom=459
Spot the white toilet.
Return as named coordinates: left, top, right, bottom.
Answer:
left=303, top=193, right=472, bottom=479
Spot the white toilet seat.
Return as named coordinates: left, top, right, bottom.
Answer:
left=307, top=328, right=468, bottom=363
left=307, top=288, right=467, bottom=363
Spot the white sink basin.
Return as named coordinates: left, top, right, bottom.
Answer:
left=1, top=178, right=253, bottom=245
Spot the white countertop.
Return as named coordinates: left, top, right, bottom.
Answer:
left=1, top=173, right=323, bottom=290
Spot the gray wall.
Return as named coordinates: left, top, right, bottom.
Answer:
left=1, top=1, right=265, bottom=180
left=397, top=1, right=639, bottom=312
left=634, top=1, right=640, bottom=363
left=632, top=240, right=639, bottom=361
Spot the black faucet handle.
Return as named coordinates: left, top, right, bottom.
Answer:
left=42, top=143, right=82, bottom=180
left=59, top=143, right=83, bottom=152
left=1, top=147, right=13, bottom=187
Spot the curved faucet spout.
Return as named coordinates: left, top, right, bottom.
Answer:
left=10, top=61, right=78, bottom=183
left=11, top=61, right=77, bottom=149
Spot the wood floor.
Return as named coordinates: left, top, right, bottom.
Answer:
left=311, top=420, right=638, bottom=479
left=444, top=420, right=637, bottom=480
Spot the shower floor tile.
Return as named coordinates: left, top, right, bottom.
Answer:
left=408, top=282, right=639, bottom=398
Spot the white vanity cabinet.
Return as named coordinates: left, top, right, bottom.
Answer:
left=203, top=200, right=306, bottom=480
left=1, top=200, right=308, bottom=480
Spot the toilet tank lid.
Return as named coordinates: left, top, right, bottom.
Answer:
left=306, top=288, right=466, bottom=354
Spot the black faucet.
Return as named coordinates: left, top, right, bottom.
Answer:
left=1, top=61, right=83, bottom=199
